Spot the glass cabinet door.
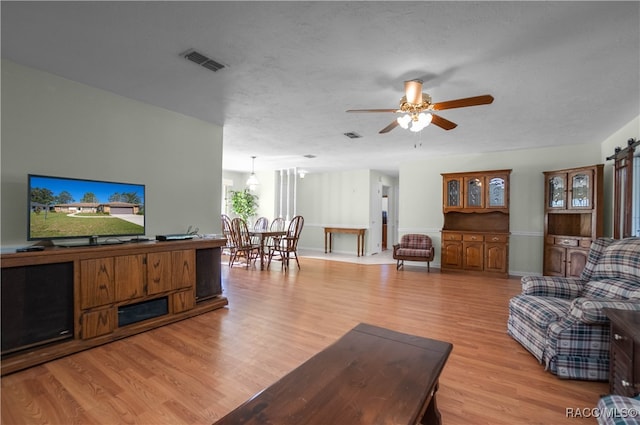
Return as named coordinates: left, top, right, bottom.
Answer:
left=444, top=177, right=462, bottom=208
left=487, top=176, right=506, bottom=208
left=547, top=174, right=566, bottom=209
left=465, top=177, right=484, bottom=208
left=569, top=170, right=593, bottom=209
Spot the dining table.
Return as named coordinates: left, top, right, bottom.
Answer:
left=249, top=229, right=287, bottom=270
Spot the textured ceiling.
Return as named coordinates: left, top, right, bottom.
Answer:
left=2, top=1, right=639, bottom=176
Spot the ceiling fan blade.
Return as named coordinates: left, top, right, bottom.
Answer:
left=346, top=109, right=399, bottom=113
left=404, top=80, right=423, bottom=104
left=431, top=94, right=494, bottom=110
left=379, top=120, right=399, bottom=134
left=431, top=114, right=458, bottom=130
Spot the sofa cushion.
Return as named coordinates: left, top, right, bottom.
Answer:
left=399, top=234, right=431, bottom=250
left=509, top=295, right=571, bottom=331
left=596, top=394, right=640, bottom=425
left=590, top=238, right=640, bottom=282
left=396, top=247, right=430, bottom=257
left=582, top=278, right=640, bottom=300
left=580, top=238, right=615, bottom=281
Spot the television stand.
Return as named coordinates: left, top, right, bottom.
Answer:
left=1, top=237, right=228, bottom=375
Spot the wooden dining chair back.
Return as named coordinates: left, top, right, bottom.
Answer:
left=229, top=218, right=259, bottom=269
left=253, top=217, right=269, bottom=231
left=270, top=217, right=285, bottom=232
left=264, top=217, right=285, bottom=248
left=267, top=215, right=304, bottom=270
left=221, top=214, right=235, bottom=264
left=251, top=216, right=269, bottom=244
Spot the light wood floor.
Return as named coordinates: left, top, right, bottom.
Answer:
left=1, top=257, right=608, bottom=424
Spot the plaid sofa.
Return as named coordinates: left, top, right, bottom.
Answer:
left=507, top=237, right=640, bottom=380
left=596, top=395, right=640, bottom=425
left=392, top=234, right=434, bottom=271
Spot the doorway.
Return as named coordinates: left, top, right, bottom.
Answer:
left=382, top=193, right=389, bottom=250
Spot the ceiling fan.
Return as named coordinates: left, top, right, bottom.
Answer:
left=346, top=79, right=494, bottom=134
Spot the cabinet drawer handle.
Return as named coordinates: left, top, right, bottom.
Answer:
left=614, top=333, right=625, bottom=341
left=492, top=237, right=500, bottom=241
left=561, top=240, right=571, bottom=245
left=471, top=236, right=477, bottom=240
left=621, top=380, right=631, bottom=387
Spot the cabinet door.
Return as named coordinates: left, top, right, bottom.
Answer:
left=172, top=250, right=196, bottom=290
left=485, top=242, right=507, bottom=274
left=441, top=241, right=463, bottom=268
left=80, top=258, right=115, bottom=309
left=566, top=248, right=588, bottom=278
left=443, top=177, right=464, bottom=210
left=463, top=241, right=484, bottom=270
left=81, top=308, right=116, bottom=339
left=147, top=252, right=172, bottom=295
left=171, top=289, right=195, bottom=314
left=568, top=169, right=594, bottom=209
left=463, top=176, right=484, bottom=209
left=546, top=173, right=567, bottom=209
left=544, top=245, right=566, bottom=276
left=486, top=174, right=509, bottom=209
left=115, top=254, right=146, bottom=302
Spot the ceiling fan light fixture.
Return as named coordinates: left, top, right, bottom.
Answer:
left=404, top=80, right=423, bottom=105
left=397, top=114, right=411, bottom=129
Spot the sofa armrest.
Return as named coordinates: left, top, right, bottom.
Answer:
left=569, top=298, right=640, bottom=324
left=521, top=275, right=584, bottom=298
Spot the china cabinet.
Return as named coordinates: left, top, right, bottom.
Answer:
left=441, top=169, right=511, bottom=277
left=543, top=164, right=603, bottom=277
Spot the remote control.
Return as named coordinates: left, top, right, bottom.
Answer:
left=16, top=246, right=46, bottom=252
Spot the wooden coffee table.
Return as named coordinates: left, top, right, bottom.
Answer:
left=214, top=323, right=453, bottom=425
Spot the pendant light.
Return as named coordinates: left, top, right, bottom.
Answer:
left=246, top=156, right=259, bottom=190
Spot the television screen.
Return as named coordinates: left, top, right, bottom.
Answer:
left=28, top=174, right=145, bottom=241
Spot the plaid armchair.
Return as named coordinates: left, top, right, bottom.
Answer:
left=392, top=234, right=434, bottom=271
left=508, top=237, right=640, bottom=380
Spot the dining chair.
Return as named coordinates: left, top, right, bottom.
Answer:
left=267, top=215, right=304, bottom=270
left=229, top=218, right=260, bottom=269
left=251, top=216, right=269, bottom=245
left=265, top=217, right=286, bottom=252
left=221, top=214, right=235, bottom=265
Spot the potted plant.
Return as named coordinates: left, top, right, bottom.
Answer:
left=230, top=189, right=259, bottom=223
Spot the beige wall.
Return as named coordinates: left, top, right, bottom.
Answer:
left=1, top=60, right=224, bottom=248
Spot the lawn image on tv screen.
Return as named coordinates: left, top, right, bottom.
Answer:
left=29, top=175, right=145, bottom=240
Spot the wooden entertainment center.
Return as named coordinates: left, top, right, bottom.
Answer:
left=1, top=238, right=228, bottom=376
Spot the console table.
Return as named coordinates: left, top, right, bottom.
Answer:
left=324, top=227, right=366, bottom=257
left=215, top=323, right=453, bottom=425
left=1, top=238, right=228, bottom=375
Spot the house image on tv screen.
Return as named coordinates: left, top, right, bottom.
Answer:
left=52, top=202, right=141, bottom=215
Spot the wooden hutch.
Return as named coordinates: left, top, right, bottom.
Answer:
left=1, top=238, right=228, bottom=375
left=441, top=169, right=511, bottom=278
left=543, top=164, right=603, bottom=277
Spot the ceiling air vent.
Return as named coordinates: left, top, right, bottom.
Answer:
left=182, top=49, right=226, bottom=72
left=344, top=132, right=362, bottom=139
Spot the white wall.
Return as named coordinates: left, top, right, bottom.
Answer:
left=296, top=169, right=373, bottom=254
left=1, top=61, right=224, bottom=248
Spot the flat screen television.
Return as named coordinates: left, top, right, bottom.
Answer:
left=28, top=174, right=145, bottom=244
